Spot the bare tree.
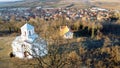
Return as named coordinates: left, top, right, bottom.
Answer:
left=32, top=38, right=70, bottom=68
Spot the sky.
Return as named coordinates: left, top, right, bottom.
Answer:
left=0, top=0, right=23, bottom=2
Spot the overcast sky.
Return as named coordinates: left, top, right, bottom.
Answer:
left=0, top=0, right=23, bottom=2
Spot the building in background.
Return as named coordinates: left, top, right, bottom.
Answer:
left=60, top=26, right=73, bottom=39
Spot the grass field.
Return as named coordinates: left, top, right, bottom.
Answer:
left=0, top=37, right=16, bottom=68
left=0, top=37, right=13, bottom=58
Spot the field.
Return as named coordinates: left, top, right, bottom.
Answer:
left=0, top=36, right=15, bottom=68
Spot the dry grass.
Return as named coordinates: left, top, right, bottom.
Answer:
left=91, top=0, right=120, bottom=10
left=92, top=0, right=120, bottom=2
left=0, top=37, right=15, bottom=68
left=0, top=37, right=14, bottom=58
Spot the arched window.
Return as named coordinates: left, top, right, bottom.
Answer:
left=22, top=44, right=25, bottom=47
left=29, top=31, right=31, bottom=36
left=24, top=31, right=26, bottom=36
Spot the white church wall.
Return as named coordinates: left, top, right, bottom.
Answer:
left=11, top=23, right=48, bottom=59
left=14, top=52, right=24, bottom=59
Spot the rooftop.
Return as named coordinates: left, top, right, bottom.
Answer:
left=21, top=23, right=34, bottom=30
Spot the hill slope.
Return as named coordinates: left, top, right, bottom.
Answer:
left=0, top=0, right=120, bottom=9
left=0, top=0, right=90, bottom=8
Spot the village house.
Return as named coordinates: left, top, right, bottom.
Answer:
left=11, top=23, right=48, bottom=59
left=60, top=26, right=73, bottom=39
left=0, top=6, right=114, bottom=23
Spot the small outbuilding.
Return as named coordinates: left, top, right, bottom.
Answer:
left=60, top=26, right=73, bottom=39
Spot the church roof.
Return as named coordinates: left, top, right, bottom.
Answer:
left=21, top=23, right=34, bottom=30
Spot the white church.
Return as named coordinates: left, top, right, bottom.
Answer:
left=11, top=23, right=48, bottom=59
